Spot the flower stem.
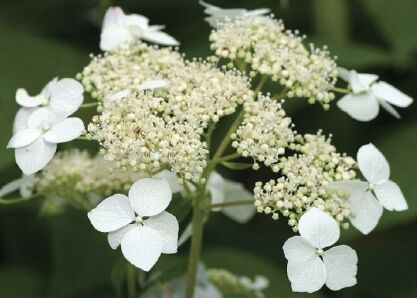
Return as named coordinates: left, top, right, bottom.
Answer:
left=0, top=196, right=38, bottom=205
left=209, top=152, right=240, bottom=164
left=126, top=264, right=137, bottom=298
left=332, top=87, right=350, bottom=94
left=185, top=196, right=207, bottom=298
left=80, top=102, right=98, bottom=108
left=210, top=199, right=254, bottom=209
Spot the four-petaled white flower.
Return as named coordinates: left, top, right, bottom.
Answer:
left=337, top=67, right=413, bottom=121
left=100, top=7, right=179, bottom=51
left=283, top=208, right=358, bottom=293
left=326, top=143, right=408, bottom=234
left=7, top=109, right=84, bottom=175
left=200, top=0, right=270, bottom=28
left=14, top=78, right=84, bottom=132
left=87, top=178, right=179, bottom=271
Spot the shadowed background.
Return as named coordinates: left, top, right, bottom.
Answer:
left=0, top=0, right=416, bottom=297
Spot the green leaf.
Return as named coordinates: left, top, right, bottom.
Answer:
left=0, top=267, right=43, bottom=298
left=47, top=207, right=117, bottom=297
left=364, top=0, right=417, bottom=56
left=221, top=162, right=253, bottom=170
left=202, top=246, right=324, bottom=298
left=311, top=38, right=393, bottom=68
left=0, top=25, right=88, bottom=170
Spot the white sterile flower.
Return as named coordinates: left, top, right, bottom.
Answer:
left=283, top=208, right=358, bottom=293
left=200, top=0, right=270, bottom=28
left=7, top=109, right=84, bottom=175
left=239, top=275, right=269, bottom=291
left=326, top=143, right=407, bottom=234
left=14, top=78, right=84, bottom=128
left=208, top=172, right=256, bottom=223
left=87, top=178, right=179, bottom=271
left=100, top=7, right=179, bottom=51
left=0, top=175, right=34, bottom=199
left=110, top=80, right=168, bottom=101
left=337, top=67, right=413, bottom=121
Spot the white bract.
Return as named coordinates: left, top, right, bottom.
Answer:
left=87, top=178, right=179, bottom=271
left=200, top=1, right=270, bottom=28
left=337, top=67, right=413, bottom=121
left=326, top=143, right=407, bottom=234
left=14, top=78, right=84, bottom=130
left=0, top=175, right=34, bottom=199
left=100, top=7, right=179, bottom=51
left=109, top=80, right=168, bottom=101
left=283, top=208, right=358, bottom=293
left=7, top=109, right=84, bottom=175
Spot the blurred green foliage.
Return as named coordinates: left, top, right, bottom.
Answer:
left=0, top=0, right=416, bottom=297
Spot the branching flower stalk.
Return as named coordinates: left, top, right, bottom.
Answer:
left=1, top=2, right=414, bottom=298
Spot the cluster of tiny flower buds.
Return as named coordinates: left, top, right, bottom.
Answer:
left=82, top=42, right=255, bottom=182
left=231, top=95, right=295, bottom=170
left=210, top=16, right=338, bottom=108
left=253, top=132, right=356, bottom=231
left=33, top=149, right=144, bottom=208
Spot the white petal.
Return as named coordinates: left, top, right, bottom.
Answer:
left=19, top=175, right=34, bottom=198
left=357, top=73, right=379, bottom=89
left=0, top=178, right=24, bottom=197
left=298, top=207, right=340, bottom=249
left=87, top=194, right=135, bottom=232
left=357, top=143, right=390, bottom=185
left=325, top=179, right=369, bottom=197
left=372, top=81, right=413, bottom=107
left=13, top=108, right=36, bottom=133
left=121, top=225, right=163, bottom=271
left=207, top=172, right=226, bottom=211
left=124, top=14, right=149, bottom=29
left=349, top=191, right=383, bottom=235
left=100, top=24, right=133, bottom=51
left=137, top=80, right=168, bottom=91
left=7, top=129, right=41, bottom=148
left=27, top=108, right=57, bottom=129
left=287, top=257, right=326, bottom=293
left=178, top=223, right=192, bottom=247
left=221, top=180, right=255, bottom=223
left=102, top=6, right=125, bottom=28
left=43, top=117, right=84, bottom=144
left=144, top=211, right=179, bottom=254
left=15, top=138, right=57, bottom=175
left=48, top=78, right=84, bottom=117
left=374, top=180, right=408, bottom=211
left=128, top=178, right=172, bottom=217
left=107, top=224, right=136, bottom=249
left=152, top=169, right=183, bottom=193
left=283, top=236, right=316, bottom=263
left=323, top=245, right=358, bottom=291
left=245, top=8, right=271, bottom=16
left=141, top=31, right=180, bottom=46
left=15, top=88, right=45, bottom=108
left=337, top=67, right=350, bottom=82
left=337, top=93, right=379, bottom=122
left=378, top=98, right=401, bottom=119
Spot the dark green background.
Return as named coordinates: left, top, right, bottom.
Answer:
left=0, top=0, right=416, bottom=297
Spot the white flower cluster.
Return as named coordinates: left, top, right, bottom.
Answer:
left=33, top=149, right=143, bottom=206
left=81, top=41, right=184, bottom=100
left=253, top=132, right=356, bottom=230
left=231, top=95, right=295, bottom=169
left=209, top=16, right=337, bottom=107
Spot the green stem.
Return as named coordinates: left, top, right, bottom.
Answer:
left=126, top=265, right=137, bottom=298
left=209, top=152, right=240, bottom=164
left=0, top=196, right=37, bottom=205
left=80, top=102, right=98, bottom=108
left=185, top=196, right=206, bottom=298
left=332, top=87, right=351, bottom=94
left=254, top=75, right=268, bottom=94
left=210, top=199, right=254, bottom=209
left=76, top=136, right=91, bottom=141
